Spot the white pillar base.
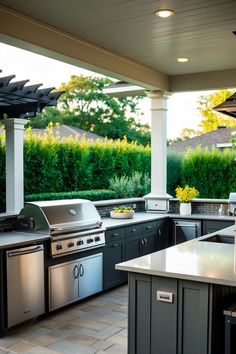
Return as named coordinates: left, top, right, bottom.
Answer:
left=144, top=192, right=172, bottom=212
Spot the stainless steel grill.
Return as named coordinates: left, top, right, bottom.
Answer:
left=17, top=199, right=105, bottom=257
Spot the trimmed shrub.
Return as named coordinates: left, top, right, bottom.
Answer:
left=109, top=172, right=151, bottom=198
left=25, top=189, right=117, bottom=202
left=167, top=154, right=182, bottom=196
left=181, top=147, right=236, bottom=199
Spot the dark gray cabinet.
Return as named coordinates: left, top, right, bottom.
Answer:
left=151, top=277, right=178, bottom=354
left=178, top=280, right=209, bottom=354
left=105, top=219, right=170, bottom=290
left=129, top=273, right=151, bottom=354
left=128, top=273, right=211, bottom=354
left=202, top=219, right=234, bottom=235
left=156, top=219, right=170, bottom=250
left=104, top=227, right=125, bottom=289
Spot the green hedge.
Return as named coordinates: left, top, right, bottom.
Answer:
left=167, top=154, right=182, bottom=196
left=25, top=189, right=117, bottom=202
left=2, top=128, right=236, bottom=212
left=23, top=133, right=151, bottom=194
left=181, top=148, right=236, bottom=198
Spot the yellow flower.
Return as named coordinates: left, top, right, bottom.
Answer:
left=175, top=185, right=199, bottom=203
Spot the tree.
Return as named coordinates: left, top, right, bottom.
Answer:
left=30, top=75, right=150, bottom=145
left=197, top=89, right=236, bottom=133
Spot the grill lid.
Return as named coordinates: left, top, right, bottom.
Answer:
left=17, top=199, right=102, bottom=235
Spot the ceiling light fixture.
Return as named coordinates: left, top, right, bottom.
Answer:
left=154, top=9, right=175, bottom=18
left=177, top=57, right=189, bottom=63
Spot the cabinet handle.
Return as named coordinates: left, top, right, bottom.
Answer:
left=112, top=243, right=118, bottom=247
left=112, top=233, right=119, bottom=237
left=79, top=264, right=84, bottom=277
left=144, top=237, right=147, bottom=249
left=73, top=265, right=79, bottom=279
left=146, top=225, right=152, bottom=230
left=140, top=238, right=144, bottom=250
left=157, top=227, right=161, bottom=237
left=157, top=291, right=174, bottom=303
left=131, top=228, right=136, bottom=232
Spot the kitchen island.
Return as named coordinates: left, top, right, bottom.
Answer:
left=116, top=225, right=236, bottom=354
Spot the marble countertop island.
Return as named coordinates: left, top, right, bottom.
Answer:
left=116, top=224, right=236, bottom=286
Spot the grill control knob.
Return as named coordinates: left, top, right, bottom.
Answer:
left=95, top=236, right=100, bottom=242
left=87, top=238, right=93, bottom=244
left=56, top=244, right=63, bottom=251
left=77, top=240, right=84, bottom=246
left=68, top=242, right=75, bottom=248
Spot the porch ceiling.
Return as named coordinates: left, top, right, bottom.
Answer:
left=0, top=0, right=236, bottom=92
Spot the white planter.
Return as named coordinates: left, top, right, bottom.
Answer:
left=179, top=203, right=191, bottom=216
left=110, top=210, right=135, bottom=219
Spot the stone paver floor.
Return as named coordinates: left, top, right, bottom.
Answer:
left=0, top=285, right=128, bottom=354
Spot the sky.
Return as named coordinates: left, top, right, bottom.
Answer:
left=0, top=42, right=210, bottom=139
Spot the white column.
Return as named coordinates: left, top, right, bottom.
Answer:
left=144, top=91, right=172, bottom=212
left=3, top=118, right=28, bottom=214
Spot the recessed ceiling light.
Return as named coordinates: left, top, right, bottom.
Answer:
left=177, top=57, right=190, bottom=63
left=154, top=9, right=175, bottom=18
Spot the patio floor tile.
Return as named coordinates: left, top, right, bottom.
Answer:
left=0, top=285, right=128, bottom=354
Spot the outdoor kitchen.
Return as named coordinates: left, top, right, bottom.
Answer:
left=1, top=1, right=236, bottom=354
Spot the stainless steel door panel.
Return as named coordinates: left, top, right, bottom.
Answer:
left=49, top=260, right=79, bottom=311
left=78, top=253, right=103, bottom=300
left=174, top=220, right=201, bottom=245
left=7, top=245, right=45, bottom=328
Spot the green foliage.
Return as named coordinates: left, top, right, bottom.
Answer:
left=181, top=147, right=236, bottom=199
left=198, top=89, right=236, bottom=133
left=30, top=75, right=150, bottom=145
left=0, top=130, right=151, bottom=211
left=109, top=171, right=150, bottom=198
left=25, top=190, right=116, bottom=202
left=167, top=154, right=182, bottom=196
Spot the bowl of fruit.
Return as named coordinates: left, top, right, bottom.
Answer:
left=110, top=206, right=135, bottom=219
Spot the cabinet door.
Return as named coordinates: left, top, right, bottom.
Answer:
left=125, top=235, right=142, bottom=261
left=49, top=260, right=79, bottom=311
left=142, top=233, right=156, bottom=256
left=151, top=277, right=178, bottom=354
left=202, top=220, right=234, bottom=235
left=78, top=253, right=103, bottom=299
left=157, top=219, right=170, bottom=250
left=178, top=280, right=209, bottom=354
left=129, top=273, right=151, bottom=354
left=104, top=241, right=125, bottom=289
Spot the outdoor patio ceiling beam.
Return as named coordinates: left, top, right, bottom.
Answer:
left=0, top=5, right=169, bottom=92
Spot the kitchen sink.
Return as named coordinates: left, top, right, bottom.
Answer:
left=200, top=234, right=234, bottom=244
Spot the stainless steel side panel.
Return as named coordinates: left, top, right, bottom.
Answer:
left=7, top=245, right=45, bottom=328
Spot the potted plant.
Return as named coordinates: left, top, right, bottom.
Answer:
left=110, top=206, right=135, bottom=219
left=175, top=185, right=199, bottom=216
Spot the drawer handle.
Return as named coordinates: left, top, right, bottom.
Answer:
left=112, top=233, right=119, bottom=237
left=112, top=243, right=118, bottom=247
left=146, top=225, right=152, bottom=229
left=157, top=291, right=174, bottom=303
left=131, top=228, right=136, bottom=232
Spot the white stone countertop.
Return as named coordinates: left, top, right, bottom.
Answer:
left=0, top=231, right=50, bottom=249
left=102, top=211, right=235, bottom=228
left=116, top=225, right=236, bottom=287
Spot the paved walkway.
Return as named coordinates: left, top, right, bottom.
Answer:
left=0, top=285, right=128, bottom=354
